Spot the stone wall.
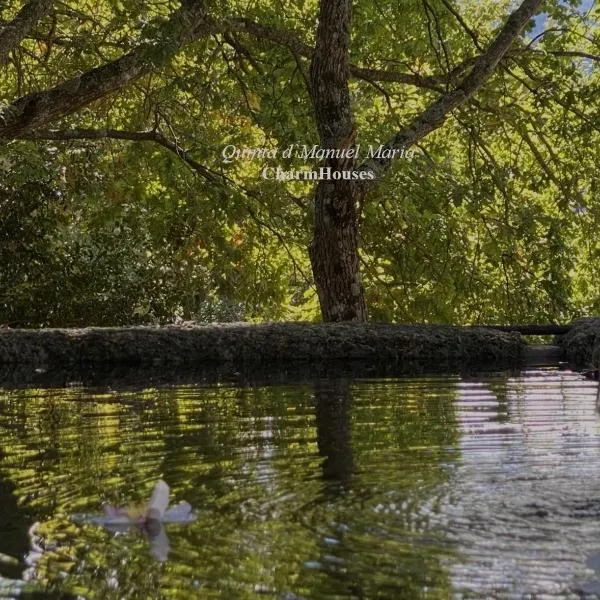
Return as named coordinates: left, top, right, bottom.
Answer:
left=559, top=318, right=600, bottom=367
left=0, top=322, right=524, bottom=368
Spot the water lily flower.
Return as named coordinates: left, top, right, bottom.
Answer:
left=71, top=479, right=196, bottom=561
left=102, top=479, right=171, bottom=525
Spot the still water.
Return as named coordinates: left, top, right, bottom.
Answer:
left=1, top=368, right=600, bottom=599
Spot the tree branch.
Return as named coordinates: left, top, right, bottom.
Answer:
left=21, top=127, right=222, bottom=181
left=24, top=125, right=309, bottom=213
left=438, top=0, right=482, bottom=51
left=0, top=0, right=55, bottom=66
left=0, top=0, right=566, bottom=148
left=0, top=1, right=213, bottom=138
left=0, top=5, right=526, bottom=143
left=543, top=49, right=600, bottom=62
left=25, top=125, right=312, bottom=284
left=357, top=0, right=544, bottom=184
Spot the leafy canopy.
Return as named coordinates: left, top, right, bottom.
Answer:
left=0, top=0, right=599, bottom=325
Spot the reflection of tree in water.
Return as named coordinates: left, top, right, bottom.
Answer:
left=0, top=393, right=66, bottom=585
left=0, top=470, right=31, bottom=581
left=0, top=388, right=169, bottom=597
left=314, top=380, right=355, bottom=489
left=298, top=377, right=463, bottom=600
left=0, top=378, right=466, bottom=599
left=154, top=385, right=326, bottom=595
left=310, top=379, right=364, bottom=599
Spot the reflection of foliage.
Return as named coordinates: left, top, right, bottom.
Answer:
left=0, top=379, right=464, bottom=598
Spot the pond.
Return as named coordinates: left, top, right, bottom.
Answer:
left=1, top=368, right=600, bottom=599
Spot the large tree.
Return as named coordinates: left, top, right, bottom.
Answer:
left=308, top=0, right=543, bottom=321
left=0, top=0, right=598, bottom=324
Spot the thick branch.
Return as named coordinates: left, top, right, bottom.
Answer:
left=348, top=64, right=444, bottom=89
left=357, top=0, right=544, bottom=183
left=0, top=1, right=212, bottom=138
left=0, top=5, right=529, bottom=144
left=0, top=0, right=54, bottom=66
left=543, top=49, right=600, bottom=62
left=0, top=0, right=558, bottom=146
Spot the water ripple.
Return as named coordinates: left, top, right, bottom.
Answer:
left=1, top=369, right=600, bottom=597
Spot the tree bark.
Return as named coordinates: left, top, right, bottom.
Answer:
left=0, top=0, right=55, bottom=66
left=309, top=0, right=367, bottom=322
left=310, top=177, right=367, bottom=322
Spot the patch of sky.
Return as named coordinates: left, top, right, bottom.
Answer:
left=531, top=0, right=594, bottom=38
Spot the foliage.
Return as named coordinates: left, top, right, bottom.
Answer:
left=0, top=0, right=599, bottom=325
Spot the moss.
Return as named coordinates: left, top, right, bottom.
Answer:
left=0, top=322, right=524, bottom=369
left=559, top=318, right=600, bottom=367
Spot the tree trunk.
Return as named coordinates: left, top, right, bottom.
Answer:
left=309, top=181, right=367, bottom=322
left=0, top=0, right=543, bottom=323
left=309, top=0, right=367, bottom=322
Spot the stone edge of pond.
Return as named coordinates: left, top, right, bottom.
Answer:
left=0, top=322, right=525, bottom=368
left=559, top=317, right=600, bottom=367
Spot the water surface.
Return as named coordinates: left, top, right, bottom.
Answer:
left=1, top=369, right=600, bottom=599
